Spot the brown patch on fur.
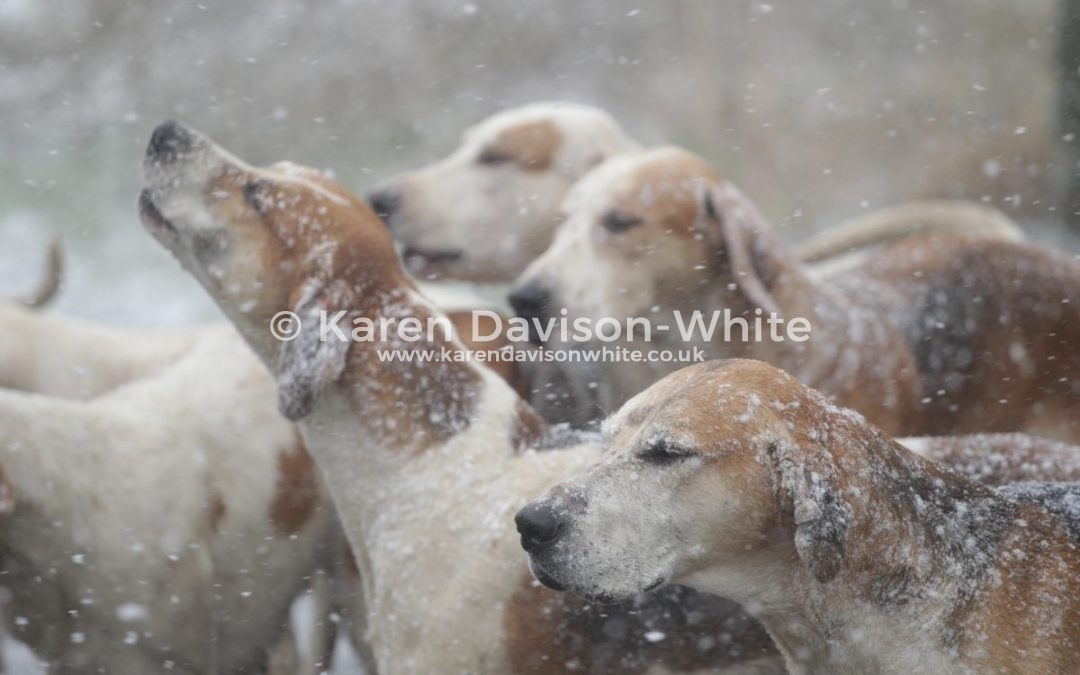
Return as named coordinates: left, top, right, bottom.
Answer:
left=502, top=570, right=776, bottom=674
left=486, top=120, right=561, bottom=171
left=209, top=493, right=227, bottom=533
left=448, top=310, right=531, bottom=399
left=952, top=500, right=1080, bottom=673
left=619, top=150, right=720, bottom=239
left=270, top=435, right=319, bottom=535
left=845, top=233, right=1080, bottom=440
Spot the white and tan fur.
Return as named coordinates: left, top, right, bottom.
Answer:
left=0, top=325, right=349, bottom=674
left=511, top=146, right=1079, bottom=441
left=794, top=199, right=1022, bottom=264
left=369, top=102, right=641, bottom=282
left=372, top=103, right=1019, bottom=286
left=0, top=240, right=215, bottom=400
left=141, top=121, right=791, bottom=674
left=376, top=107, right=1021, bottom=428
left=520, top=360, right=1080, bottom=675
left=0, top=253, right=367, bottom=673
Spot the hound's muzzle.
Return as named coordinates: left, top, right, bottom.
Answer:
left=507, top=282, right=552, bottom=344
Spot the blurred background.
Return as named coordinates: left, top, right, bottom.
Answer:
left=0, top=0, right=1077, bottom=327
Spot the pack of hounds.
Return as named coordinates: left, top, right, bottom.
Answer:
left=3, top=102, right=1080, bottom=674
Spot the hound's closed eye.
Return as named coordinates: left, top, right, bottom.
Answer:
left=637, top=440, right=697, bottom=466
left=602, top=210, right=643, bottom=234
left=244, top=179, right=273, bottom=213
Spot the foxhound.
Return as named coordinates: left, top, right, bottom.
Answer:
left=517, top=359, right=1080, bottom=675
left=0, top=326, right=348, bottom=674
left=368, top=102, right=641, bottom=283
left=510, top=146, right=1078, bottom=440
left=140, top=120, right=796, bottom=674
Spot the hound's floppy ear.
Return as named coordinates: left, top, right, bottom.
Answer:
left=276, top=278, right=352, bottom=421
left=766, top=440, right=851, bottom=583
left=695, top=183, right=784, bottom=317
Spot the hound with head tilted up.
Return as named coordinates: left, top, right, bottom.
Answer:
left=517, top=359, right=1080, bottom=675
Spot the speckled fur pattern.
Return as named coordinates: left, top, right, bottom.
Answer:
left=524, top=360, right=1080, bottom=675
left=0, top=326, right=343, bottom=674
left=512, top=146, right=1079, bottom=441
left=139, top=122, right=789, bottom=674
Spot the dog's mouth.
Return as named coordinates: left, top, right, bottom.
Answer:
left=643, top=576, right=665, bottom=593
left=526, top=559, right=566, bottom=592
left=138, top=190, right=178, bottom=237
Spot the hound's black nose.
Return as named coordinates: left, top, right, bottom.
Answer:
left=515, top=501, right=565, bottom=553
left=508, top=282, right=552, bottom=343
left=148, top=120, right=192, bottom=159
left=368, top=187, right=402, bottom=223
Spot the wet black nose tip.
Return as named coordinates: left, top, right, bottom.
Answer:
left=368, top=187, right=402, bottom=223
left=508, top=283, right=552, bottom=342
left=515, top=502, right=565, bottom=553
left=148, top=120, right=192, bottom=159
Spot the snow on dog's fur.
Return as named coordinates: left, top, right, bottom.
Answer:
left=511, top=146, right=1078, bottom=441
left=0, top=326, right=346, bottom=674
left=519, top=360, right=1080, bottom=674
left=140, top=120, right=791, bottom=674
left=369, top=102, right=641, bottom=283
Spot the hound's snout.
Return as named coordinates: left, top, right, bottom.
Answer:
left=368, top=187, right=403, bottom=223
left=515, top=501, right=565, bottom=553
left=508, top=282, right=552, bottom=343
left=148, top=120, right=193, bottom=160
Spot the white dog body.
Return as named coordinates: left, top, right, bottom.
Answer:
left=0, top=326, right=341, bottom=674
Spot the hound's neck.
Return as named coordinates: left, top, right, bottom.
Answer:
left=296, top=283, right=544, bottom=508
left=690, top=437, right=1010, bottom=673
left=691, top=247, right=877, bottom=387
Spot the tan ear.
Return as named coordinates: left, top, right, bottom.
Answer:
left=766, top=440, right=851, bottom=583
left=276, top=279, right=352, bottom=421
left=487, top=120, right=561, bottom=171
left=696, top=183, right=784, bottom=318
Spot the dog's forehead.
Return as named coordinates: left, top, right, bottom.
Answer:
left=603, top=363, right=708, bottom=444
left=465, top=108, right=562, bottom=147
left=258, top=163, right=351, bottom=206
left=606, top=360, right=799, bottom=451
left=564, top=147, right=721, bottom=217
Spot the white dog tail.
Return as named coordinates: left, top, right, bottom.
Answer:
left=796, top=200, right=1023, bottom=263
left=19, top=236, right=63, bottom=308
